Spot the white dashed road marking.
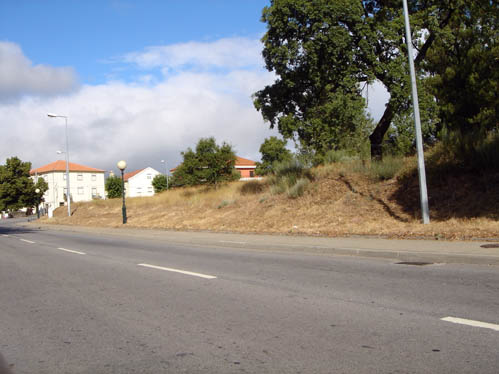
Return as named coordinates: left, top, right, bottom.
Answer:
left=137, top=263, right=217, bottom=279
left=2, top=234, right=9, bottom=237
left=219, top=240, right=246, bottom=245
left=57, top=247, right=86, bottom=255
left=441, top=317, right=499, bottom=332
left=20, top=239, right=35, bottom=244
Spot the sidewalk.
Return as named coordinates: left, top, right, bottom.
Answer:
left=23, top=221, right=499, bottom=266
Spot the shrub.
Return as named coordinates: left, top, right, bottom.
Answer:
left=287, top=178, right=310, bottom=198
left=239, top=180, right=264, bottom=195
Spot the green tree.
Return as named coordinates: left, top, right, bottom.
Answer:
left=105, top=175, right=123, bottom=199
left=426, top=0, right=498, bottom=156
left=171, top=137, right=238, bottom=188
left=0, top=157, right=44, bottom=212
left=255, top=136, right=292, bottom=175
left=152, top=174, right=168, bottom=193
left=253, top=0, right=465, bottom=159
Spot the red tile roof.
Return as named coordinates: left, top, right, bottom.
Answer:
left=235, top=156, right=256, bottom=167
left=30, top=160, right=104, bottom=175
left=123, top=169, right=145, bottom=182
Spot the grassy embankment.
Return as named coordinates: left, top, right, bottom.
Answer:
left=45, top=148, right=499, bottom=240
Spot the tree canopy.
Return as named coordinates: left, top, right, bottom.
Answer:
left=255, top=136, right=292, bottom=175
left=0, top=157, right=47, bottom=212
left=152, top=174, right=168, bottom=193
left=105, top=175, right=123, bottom=199
left=171, top=137, right=239, bottom=188
left=254, top=0, right=496, bottom=160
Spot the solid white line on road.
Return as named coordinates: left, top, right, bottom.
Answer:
left=137, top=263, right=217, bottom=279
left=441, top=317, right=499, bottom=332
left=20, top=239, right=35, bottom=244
left=219, top=240, right=246, bottom=245
left=57, top=247, right=86, bottom=255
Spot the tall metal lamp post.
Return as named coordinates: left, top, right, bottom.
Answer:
left=161, top=159, right=169, bottom=190
left=47, top=113, right=71, bottom=217
left=117, top=160, right=127, bottom=224
left=402, top=0, right=430, bottom=224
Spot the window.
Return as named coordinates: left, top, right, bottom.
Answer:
left=63, top=174, right=66, bottom=180
left=91, top=174, right=96, bottom=181
left=78, top=187, right=84, bottom=195
left=92, top=187, right=97, bottom=196
left=147, top=174, right=152, bottom=179
left=250, top=171, right=255, bottom=178
left=77, top=174, right=83, bottom=181
left=148, top=187, right=153, bottom=193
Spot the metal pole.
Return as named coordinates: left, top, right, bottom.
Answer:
left=64, top=117, right=71, bottom=217
left=121, top=169, right=127, bottom=224
left=402, top=0, right=430, bottom=224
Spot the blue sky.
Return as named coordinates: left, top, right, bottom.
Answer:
left=1, top=0, right=268, bottom=84
left=0, top=0, right=388, bottom=173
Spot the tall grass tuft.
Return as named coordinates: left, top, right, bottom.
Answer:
left=287, top=178, right=310, bottom=198
left=369, top=156, right=404, bottom=181
left=268, top=159, right=314, bottom=198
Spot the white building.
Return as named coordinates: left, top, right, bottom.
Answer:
left=123, top=167, right=161, bottom=197
left=30, top=160, right=105, bottom=213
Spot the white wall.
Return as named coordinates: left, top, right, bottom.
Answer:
left=126, top=167, right=161, bottom=197
left=34, top=171, right=105, bottom=210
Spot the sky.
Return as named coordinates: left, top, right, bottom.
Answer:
left=0, top=0, right=389, bottom=175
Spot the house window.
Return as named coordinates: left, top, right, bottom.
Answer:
left=147, top=174, right=152, bottom=179
left=148, top=187, right=153, bottom=193
left=136, top=187, right=142, bottom=195
left=91, top=174, right=96, bottom=181
left=250, top=171, right=255, bottom=178
left=63, top=174, right=66, bottom=180
left=78, top=187, right=84, bottom=195
left=77, top=174, right=83, bottom=181
left=92, top=187, right=97, bottom=196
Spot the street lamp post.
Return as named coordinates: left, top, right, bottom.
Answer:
left=35, top=188, right=40, bottom=219
left=161, top=159, right=169, bottom=190
left=48, top=113, right=71, bottom=217
left=401, top=0, right=430, bottom=224
left=117, top=160, right=127, bottom=224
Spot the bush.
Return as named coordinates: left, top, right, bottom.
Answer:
left=239, top=180, right=265, bottom=195
left=267, top=159, right=314, bottom=197
left=287, top=178, right=310, bottom=198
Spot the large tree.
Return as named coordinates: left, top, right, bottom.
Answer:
left=253, top=0, right=471, bottom=159
left=426, top=0, right=498, bottom=141
left=171, top=137, right=238, bottom=188
left=0, top=157, right=47, bottom=212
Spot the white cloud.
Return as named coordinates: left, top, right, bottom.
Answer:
left=123, top=37, right=264, bottom=72
left=0, top=41, right=79, bottom=101
left=0, top=67, right=278, bottom=174
left=0, top=36, right=390, bottom=176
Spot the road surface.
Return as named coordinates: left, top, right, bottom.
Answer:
left=1, top=221, right=498, bottom=373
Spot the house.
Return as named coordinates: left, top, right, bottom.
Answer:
left=170, top=156, right=258, bottom=181
left=234, top=156, right=258, bottom=180
left=30, top=160, right=105, bottom=213
left=123, top=167, right=161, bottom=197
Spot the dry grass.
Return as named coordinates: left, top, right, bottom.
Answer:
left=46, top=158, right=499, bottom=240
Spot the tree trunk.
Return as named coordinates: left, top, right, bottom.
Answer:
left=369, top=101, right=395, bottom=160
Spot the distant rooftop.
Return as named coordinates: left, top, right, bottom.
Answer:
left=30, top=160, right=104, bottom=175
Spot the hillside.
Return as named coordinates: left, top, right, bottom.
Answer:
left=43, top=157, right=499, bottom=241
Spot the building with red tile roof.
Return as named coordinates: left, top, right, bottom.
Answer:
left=30, top=160, right=105, bottom=216
left=121, top=167, right=161, bottom=197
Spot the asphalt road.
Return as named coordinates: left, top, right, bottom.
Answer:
left=1, top=221, right=498, bottom=373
